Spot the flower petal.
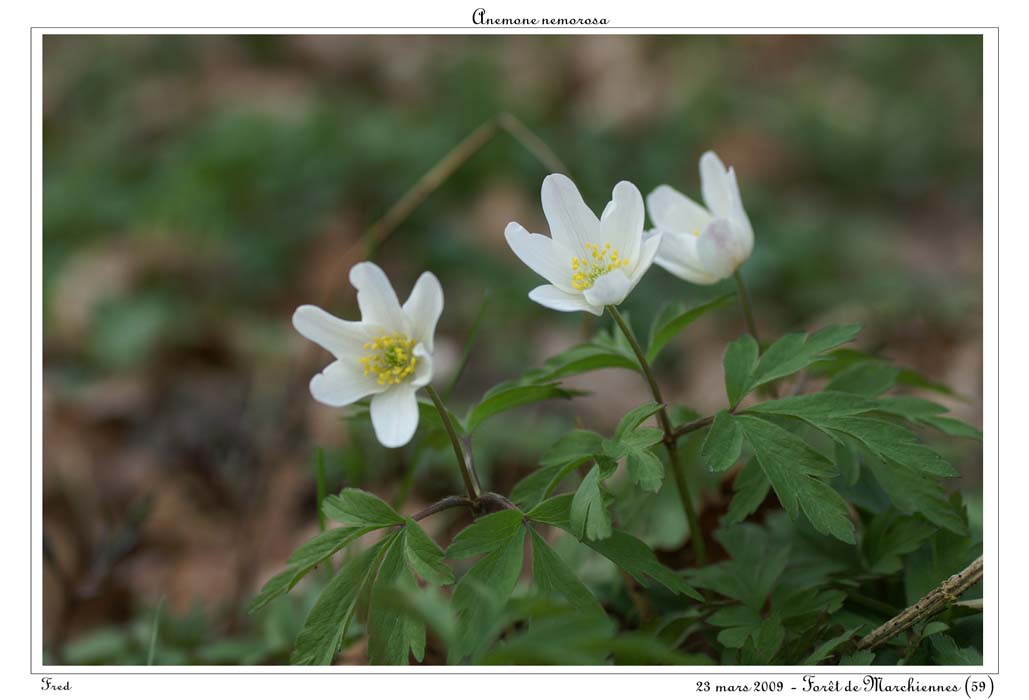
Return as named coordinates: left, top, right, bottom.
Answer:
left=582, top=270, right=632, bottom=308
left=293, top=305, right=372, bottom=359
left=409, top=342, right=433, bottom=389
left=700, top=151, right=734, bottom=219
left=350, top=261, right=410, bottom=333
left=646, top=184, right=712, bottom=235
left=505, top=222, right=577, bottom=292
left=696, top=218, right=747, bottom=280
left=652, top=230, right=722, bottom=285
left=626, top=231, right=662, bottom=289
left=541, top=173, right=599, bottom=255
left=599, top=181, right=644, bottom=263
left=402, top=271, right=444, bottom=352
left=726, top=168, right=755, bottom=258
left=370, top=383, right=420, bottom=448
left=528, top=284, right=603, bottom=315
left=309, top=359, right=385, bottom=407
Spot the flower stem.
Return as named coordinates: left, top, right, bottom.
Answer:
left=424, top=384, right=481, bottom=501
left=733, top=270, right=760, bottom=345
left=607, top=306, right=707, bottom=565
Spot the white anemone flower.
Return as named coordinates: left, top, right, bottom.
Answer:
left=292, top=262, right=443, bottom=449
left=505, top=174, right=661, bottom=316
left=646, top=151, right=755, bottom=284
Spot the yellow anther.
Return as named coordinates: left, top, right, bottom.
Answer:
left=570, top=241, right=632, bottom=291
left=357, top=333, right=418, bottom=386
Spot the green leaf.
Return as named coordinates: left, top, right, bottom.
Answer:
left=930, top=634, right=983, bottom=665
left=749, top=324, right=862, bottom=390
left=748, top=391, right=879, bottom=419
left=466, top=383, right=577, bottom=433
left=801, top=627, right=859, bottom=665
left=528, top=342, right=639, bottom=382
left=529, top=529, right=602, bottom=614
left=368, top=535, right=424, bottom=665
left=541, top=429, right=605, bottom=467
left=291, top=537, right=393, bottom=665
left=404, top=519, right=454, bottom=585
left=526, top=494, right=574, bottom=529
left=825, top=360, right=899, bottom=396
left=725, top=458, right=770, bottom=525
left=865, top=458, right=968, bottom=535
left=646, top=293, right=735, bottom=361
left=723, top=334, right=759, bottom=407
left=689, top=525, right=788, bottom=609
left=862, top=511, right=936, bottom=574
left=736, top=416, right=855, bottom=544
left=570, top=464, right=612, bottom=541
left=839, top=649, right=875, bottom=665
left=249, top=526, right=373, bottom=614
left=614, top=402, right=664, bottom=440
left=446, top=509, right=525, bottom=559
left=700, top=410, right=743, bottom=472
left=919, top=416, right=983, bottom=441
left=820, top=416, right=957, bottom=477
left=322, top=489, right=404, bottom=529
left=625, top=447, right=665, bottom=493
left=510, top=463, right=567, bottom=510
left=579, top=529, right=702, bottom=600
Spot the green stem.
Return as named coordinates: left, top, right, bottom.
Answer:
left=424, top=384, right=481, bottom=501
left=606, top=306, right=707, bottom=565
left=733, top=270, right=760, bottom=345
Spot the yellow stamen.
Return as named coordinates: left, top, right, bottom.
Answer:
left=570, top=242, right=632, bottom=291
left=359, top=333, right=418, bottom=386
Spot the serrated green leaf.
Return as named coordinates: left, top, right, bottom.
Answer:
left=748, top=391, right=879, bottom=419
left=249, top=568, right=301, bottom=615
left=446, top=509, right=525, bottom=559
left=930, top=634, right=983, bottom=665
left=625, top=447, right=665, bottom=493
left=865, top=458, right=968, bottom=535
left=529, top=529, right=602, bottom=614
left=724, top=334, right=759, bottom=407
left=577, top=529, right=702, bottom=600
left=736, top=416, right=855, bottom=544
left=570, top=465, right=612, bottom=541
left=510, top=463, right=566, bottom=510
left=404, top=519, right=453, bottom=585
left=541, top=429, right=605, bottom=467
left=820, top=416, right=957, bottom=477
left=322, top=489, right=404, bottom=529
left=615, top=402, right=664, bottom=440
left=701, top=410, right=743, bottom=472
left=919, top=416, right=983, bottom=441
left=862, top=511, right=937, bottom=574
left=466, top=383, right=577, bottom=433
left=528, top=342, right=639, bottom=382
left=825, top=360, right=899, bottom=396
left=368, top=535, right=423, bottom=665
left=646, top=293, right=735, bottom=361
left=749, top=324, right=862, bottom=390
left=725, top=458, right=771, bottom=525
left=291, top=537, right=393, bottom=665
left=802, top=627, right=859, bottom=665
left=526, top=494, right=573, bottom=529
left=839, top=649, right=875, bottom=665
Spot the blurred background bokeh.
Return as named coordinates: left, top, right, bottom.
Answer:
left=42, top=34, right=983, bottom=664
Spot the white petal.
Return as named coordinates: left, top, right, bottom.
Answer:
left=370, top=383, right=420, bottom=448
left=726, top=168, right=755, bottom=257
left=646, top=184, right=712, bottom=234
left=696, top=218, right=747, bottom=280
left=599, top=181, right=644, bottom=263
left=652, top=230, right=722, bottom=285
left=402, top=271, right=444, bottom=352
left=504, top=222, right=577, bottom=292
left=541, top=173, right=599, bottom=255
left=583, top=270, right=632, bottom=308
left=293, top=305, right=371, bottom=359
left=626, top=232, right=662, bottom=291
left=528, top=284, right=603, bottom=315
left=700, top=151, right=733, bottom=219
left=409, top=343, right=433, bottom=388
left=309, top=360, right=385, bottom=407
left=349, top=262, right=410, bottom=333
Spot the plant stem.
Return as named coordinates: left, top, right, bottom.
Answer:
left=733, top=270, right=760, bottom=345
left=606, top=306, right=707, bottom=565
left=424, top=384, right=482, bottom=501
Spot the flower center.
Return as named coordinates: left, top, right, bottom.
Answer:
left=359, top=333, right=418, bottom=385
left=570, top=242, right=630, bottom=291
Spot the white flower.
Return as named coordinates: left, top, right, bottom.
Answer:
left=505, top=174, right=661, bottom=316
left=646, top=151, right=755, bottom=284
left=292, top=262, right=443, bottom=449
